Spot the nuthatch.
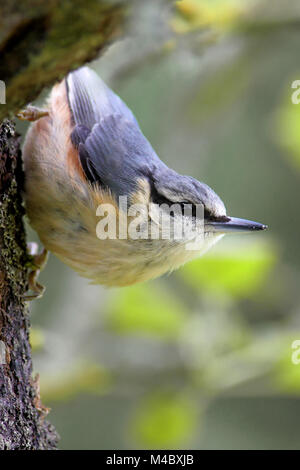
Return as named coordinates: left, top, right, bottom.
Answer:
left=21, top=66, right=267, bottom=295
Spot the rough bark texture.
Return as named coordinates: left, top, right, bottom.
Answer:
left=0, top=0, right=130, bottom=450
left=0, top=0, right=127, bottom=121
left=0, top=120, right=58, bottom=449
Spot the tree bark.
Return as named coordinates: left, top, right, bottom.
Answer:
left=0, top=0, right=126, bottom=121
left=0, top=0, right=129, bottom=450
left=0, top=120, right=59, bottom=449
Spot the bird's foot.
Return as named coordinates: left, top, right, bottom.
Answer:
left=17, top=105, right=49, bottom=122
left=31, top=373, right=51, bottom=419
left=24, top=242, right=49, bottom=301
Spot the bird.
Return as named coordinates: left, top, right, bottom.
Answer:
left=20, top=66, right=267, bottom=296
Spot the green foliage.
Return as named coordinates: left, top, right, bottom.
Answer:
left=106, top=284, right=187, bottom=339
left=131, top=392, right=197, bottom=448
left=30, top=328, right=45, bottom=351
left=274, top=336, right=300, bottom=393
left=178, top=240, right=275, bottom=297
left=172, top=0, right=249, bottom=34
left=41, top=363, right=110, bottom=402
left=277, top=88, right=300, bottom=170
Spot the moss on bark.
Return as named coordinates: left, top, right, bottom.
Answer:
left=0, top=0, right=127, bottom=120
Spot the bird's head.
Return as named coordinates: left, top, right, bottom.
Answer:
left=150, top=168, right=267, bottom=248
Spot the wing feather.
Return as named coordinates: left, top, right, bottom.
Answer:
left=66, top=66, right=164, bottom=199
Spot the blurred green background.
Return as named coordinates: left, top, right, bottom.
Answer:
left=17, top=0, right=300, bottom=449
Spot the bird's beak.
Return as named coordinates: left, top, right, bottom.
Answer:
left=208, top=216, right=268, bottom=233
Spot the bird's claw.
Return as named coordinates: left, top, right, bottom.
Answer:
left=17, top=105, right=49, bottom=122
left=24, top=243, right=49, bottom=301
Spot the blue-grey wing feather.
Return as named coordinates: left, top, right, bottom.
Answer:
left=66, top=66, right=164, bottom=199
left=67, top=66, right=139, bottom=127
left=83, top=115, right=160, bottom=197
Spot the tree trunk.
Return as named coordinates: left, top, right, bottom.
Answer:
left=0, top=0, right=126, bottom=121
left=0, top=120, right=59, bottom=449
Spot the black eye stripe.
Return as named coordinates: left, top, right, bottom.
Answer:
left=150, top=186, right=229, bottom=221
left=151, top=189, right=199, bottom=218
left=204, top=211, right=230, bottom=222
